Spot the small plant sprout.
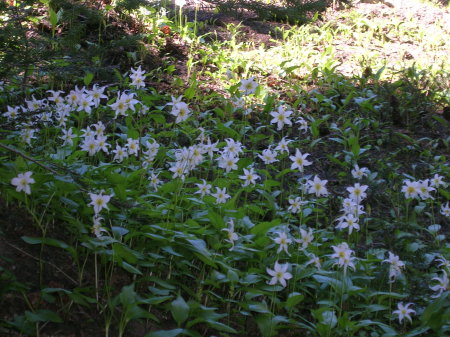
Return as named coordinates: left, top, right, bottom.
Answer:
left=212, top=187, right=230, bottom=204
left=11, top=171, right=35, bottom=195
left=222, top=219, right=238, bottom=250
left=239, top=167, right=260, bottom=187
left=307, top=176, right=329, bottom=197
left=274, top=231, right=292, bottom=255
left=270, top=105, right=293, bottom=130
left=266, top=261, right=292, bottom=287
left=430, top=271, right=449, bottom=298
left=383, top=252, right=405, bottom=283
left=239, top=77, right=258, bottom=95
left=89, top=191, right=111, bottom=215
left=289, top=149, right=312, bottom=172
left=393, top=302, right=416, bottom=324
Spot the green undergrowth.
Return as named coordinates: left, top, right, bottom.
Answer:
left=0, top=0, right=449, bottom=336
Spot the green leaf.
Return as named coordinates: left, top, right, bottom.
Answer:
left=25, top=309, right=62, bottom=323
left=49, top=8, right=58, bottom=27
left=285, top=292, right=304, bottom=308
left=186, top=238, right=217, bottom=268
left=84, top=72, right=94, bottom=86
left=21, top=236, right=76, bottom=258
left=251, top=219, right=281, bottom=236
left=145, top=329, right=186, bottom=337
left=171, top=295, right=189, bottom=326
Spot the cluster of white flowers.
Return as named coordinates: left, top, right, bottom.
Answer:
left=129, top=66, right=146, bottom=89
left=401, top=174, right=446, bottom=200
left=330, top=242, right=355, bottom=274
left=168, top=95, right=191, bottom=123
left=335, top=167, right=369, bottom=235
left=80, top=121, right=110, bottom=156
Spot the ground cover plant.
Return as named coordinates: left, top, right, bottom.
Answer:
left=1, top=0, right=449, bottom=336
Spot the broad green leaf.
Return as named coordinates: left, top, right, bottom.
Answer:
left=145, top=329, right=186, bottom=337
left=171, top=295, right=189, bottom=326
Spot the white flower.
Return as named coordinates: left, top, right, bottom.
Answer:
left=335, top=214, right=360, bottom=235
left=222, top=138, right=244, bottom=157
left=417, top=179, right=435, bottom=200
left=430, top=271, right=449, bottom=298
left=351, top=164, right=369, bottom=180
left=195, top=179, right=211, bottom=197
left=346, top=183, right=368, bottom=203
left=289, top=149, right=312, bottom=172
left=270, top=105, right=293, bottom=130
left=296, top=227, right=314, bottom=250
left=305, top=254, right=321, bottom=270
left=430, top=174, right=446, bottom=188
left=239, top=77, right=258, bottom=95
left=92, top=215, right=108, bottom=238
left=217, top=153, right=239, bottom=173
left=401, top=180, right=420, bottom=199
left=149, top=172, right=162, bottom=190
left=222, top=219, right=239, bottom=250
left=96, top=135, right=110, bottom=154
left=239, top=167, right=260, bottom=187
left=274, top=232, right=292, bottom=255
left=383, top=252, right=405, bottom=283
left=126, top=138, right=140, bottom=156
left=60, top=128, right=76, bottom=146
left=258, top=148, right=278, bottom=165
left=435, top=256, right=450, bottom=270
left=393, top=302, right=415, bottom=324
left=129, top=66, right=146, bottom=89
left=170, top=101, right=191, bottom=123
left=203, top=137, right=219, bottom=159
left=89, top=191, right=111, bottom=215
left=296, top=116, right=308, bottom=133
left=266, top=261, right=292, bottom=287
left=288, top=196, right=306, bottom=214
left=331, top=242, right=355, bottom=274
left=80, top=136, right=99, bottom=156
left=441, top=202, right=450, bottom=217
left=275, top=137, right=292, bottom=154
left=212, top=187, right=230, bottom=204
left=307, top=175, right=329, bottom=197
left=88, top=84, right=108, bottom=107
left=169, top=161, right=187, bottom=180
left=175, top=0, right=186, bottom=7
left=77, top=94, right=94, bottom=114
left=11, top=171, right=35, bottom=195
left=3, top=105, right=21, bottom=119
left=112, top=144, right=129, bottom=163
